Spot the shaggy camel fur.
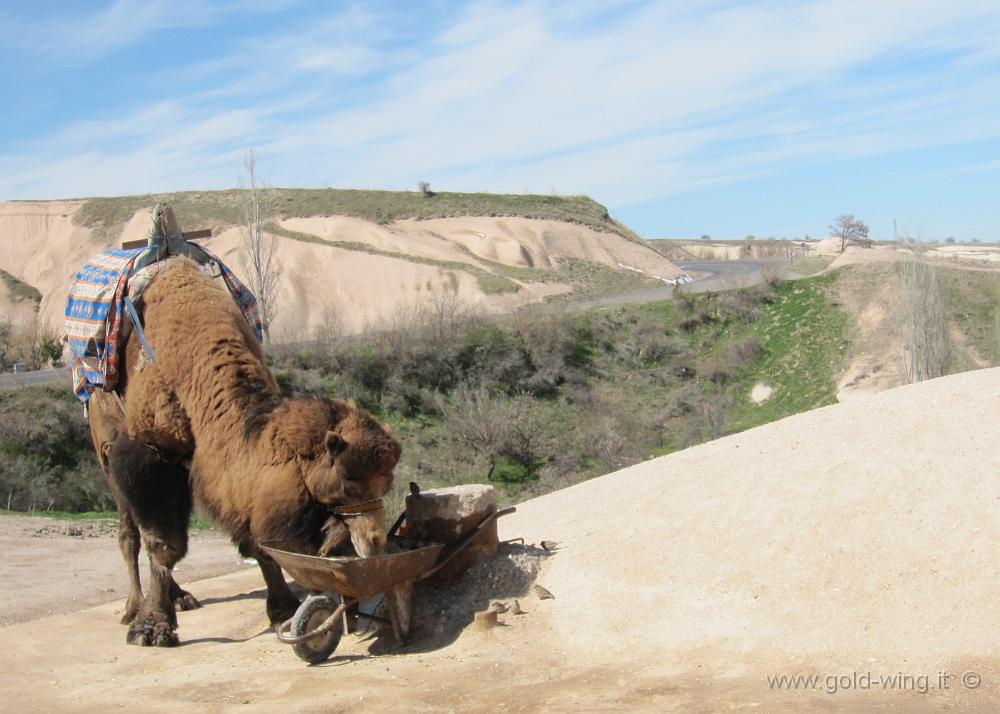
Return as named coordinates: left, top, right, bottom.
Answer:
left=95, top=260, right=400, bottom=646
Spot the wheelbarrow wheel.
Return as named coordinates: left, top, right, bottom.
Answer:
left=290, top=594, right=343, bottom=664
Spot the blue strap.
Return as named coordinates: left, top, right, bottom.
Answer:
left=123, top=297, right=156, bottom=362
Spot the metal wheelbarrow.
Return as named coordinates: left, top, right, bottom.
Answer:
left=262, top=505, right=515, bottom=663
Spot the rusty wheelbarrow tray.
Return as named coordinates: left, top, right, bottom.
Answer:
left=261, top=505, right=515, bottom=663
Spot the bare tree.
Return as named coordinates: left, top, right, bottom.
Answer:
left=238, top=148, right=279, bottom=344
left=900, top=247, right=951, bottom=383
left=311, top=304, right=345, bottom=364
left=830, top=214, right=872, bottom=253
left=441, top=385, right=539, bottom=481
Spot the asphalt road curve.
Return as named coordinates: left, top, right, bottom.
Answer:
left=571, top=259, right=772, bottom=310
left=0, top=369, right=68, bottom=392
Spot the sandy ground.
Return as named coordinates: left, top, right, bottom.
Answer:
left=750, top=381, right=773, bottom=403
left=1, top=368, right=999, bottom=711
left=0, top=516, right=251, bottom=626
left=0, top=201, right=681, bottom=340
left=831, top=262, right=908, bottom=401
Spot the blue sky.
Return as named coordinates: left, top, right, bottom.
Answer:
left=2, top=1, right=999, bottom=241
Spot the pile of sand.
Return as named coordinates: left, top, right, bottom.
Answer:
left=502, top=367, right=1000, bottom=675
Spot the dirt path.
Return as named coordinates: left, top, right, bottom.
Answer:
left=1, top=566, right=976, bottom=713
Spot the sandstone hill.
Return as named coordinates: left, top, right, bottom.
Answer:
left=0, top=192, right=684, bottom=340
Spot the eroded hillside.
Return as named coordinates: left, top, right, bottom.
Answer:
left=0, top=192, right=684, bottom=340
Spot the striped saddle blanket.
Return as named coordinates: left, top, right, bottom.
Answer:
left=66, top=248, right=262, bottom=403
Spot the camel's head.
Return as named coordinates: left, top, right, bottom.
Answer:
left=275, top=399, right=399, bottom=558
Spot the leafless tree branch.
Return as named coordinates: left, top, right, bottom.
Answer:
left=238, top=148, right=279, bottom=344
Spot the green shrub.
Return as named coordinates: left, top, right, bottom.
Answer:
left=0, top=388, right=113, bottom=512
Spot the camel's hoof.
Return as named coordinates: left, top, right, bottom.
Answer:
left=127, top=618, right=178, bottom=647
left=174, top=591, right=201, bottom=611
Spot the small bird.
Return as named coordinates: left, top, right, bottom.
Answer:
left=510, top=599, right=524, bottom=615
left=532, top=584, right=555, bottom=600
left=491, top=600, right=509, bottom=614
left=540, top=540, right=560, bottom=552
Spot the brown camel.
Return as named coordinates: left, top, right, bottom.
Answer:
left=91, top=259, right=400, bottom=646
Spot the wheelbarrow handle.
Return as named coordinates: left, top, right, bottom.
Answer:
left=274, top=600, right=349, bottom=645
left=418, top=506, right=516, bottom=581
left=387, top=510, right=407, bottom=539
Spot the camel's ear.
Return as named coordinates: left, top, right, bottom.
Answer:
left=326, top=431, right=346, bottom=458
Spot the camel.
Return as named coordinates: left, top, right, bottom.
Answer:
left=89, top=259, right=400, bottom=646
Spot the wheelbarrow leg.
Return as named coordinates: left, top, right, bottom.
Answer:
left=386, top=580, right=414, bottom=645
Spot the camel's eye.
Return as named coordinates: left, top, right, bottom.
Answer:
left=325, top=431, right=346, bottom=457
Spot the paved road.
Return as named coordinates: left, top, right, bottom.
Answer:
left=677, top=259, right=776, bottom=291
left=571, top=259, right=774, bottom=310
left=0, top=369, right=68, bottom=392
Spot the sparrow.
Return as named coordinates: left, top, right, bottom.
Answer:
left=532, top=585, right=555, bottom=600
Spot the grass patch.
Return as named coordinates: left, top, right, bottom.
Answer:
left=549, top=256, right=655, bottom=298
left=0, top=270, right=42, bottom=304
left=937, top=267, right=1000, bottom=364
left=728, top=274, right=850, bottom=431
left=0, top=509, right=117, bottom=521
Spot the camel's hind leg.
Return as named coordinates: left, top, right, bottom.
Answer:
left=109, top=437, right=193, bottom=646
left=116, top=507, right=144, bottom=624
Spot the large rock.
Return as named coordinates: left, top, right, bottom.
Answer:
left=402, top=484, right=498, bottom=580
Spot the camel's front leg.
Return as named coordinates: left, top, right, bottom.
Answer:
left=239, top=540, right=299, bottom=626
left=128, top=548, right=180, bottom=647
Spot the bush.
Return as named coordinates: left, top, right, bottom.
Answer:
left=441, top=386, right=542, bottom=483
left=0, top=388, right=113, bottom=512
left=456, top=326, right=531, bottom=394
left=680, top=309, right=714, bottom=332
left=338, top=346, right=393, bottom=408
left=700, top=335, right=764, bottom=384
left=717, top=289, right=769, bottom=323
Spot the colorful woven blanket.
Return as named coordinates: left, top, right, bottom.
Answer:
left=66, top=248, right=262, bottom=403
